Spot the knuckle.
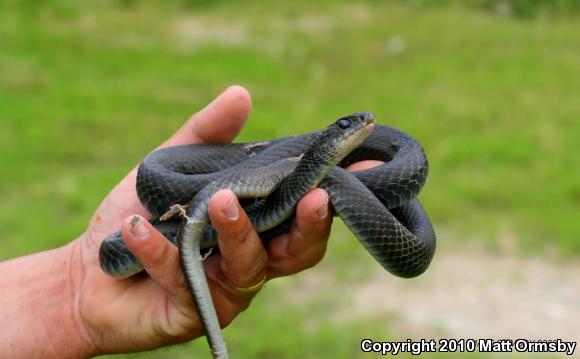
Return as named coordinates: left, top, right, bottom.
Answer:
left=295, top=215, right=329, bottom=241
left=224, top=215, right=255, bottom=243
left=236, top=217, right=254, bottom=239
left=143, top=235, right=174, bottom=266
left=288, top=242, right=327, bottom=271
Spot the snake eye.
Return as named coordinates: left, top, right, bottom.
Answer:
left=336, top=118, right=351, bottom=129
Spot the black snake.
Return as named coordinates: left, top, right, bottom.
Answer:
left=99, top=112, right=436, bottom=358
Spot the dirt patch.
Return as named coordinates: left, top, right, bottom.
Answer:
left=343, top=243, right=580, bottom=343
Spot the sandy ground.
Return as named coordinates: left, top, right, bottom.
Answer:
left=347, top=244, right=580, bottom=342
left=284, top=239, right=580, bottom=356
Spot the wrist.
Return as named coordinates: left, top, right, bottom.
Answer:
left=0, top=240, right=96, bottom=358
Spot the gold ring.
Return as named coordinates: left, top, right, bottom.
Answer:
left=233, top=274, right=267, bottom=294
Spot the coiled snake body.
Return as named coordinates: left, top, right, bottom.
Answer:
left=99, top=113, right=436, bottom=358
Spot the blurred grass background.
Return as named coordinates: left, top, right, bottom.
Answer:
left=1, top=0, right=579, bottom=358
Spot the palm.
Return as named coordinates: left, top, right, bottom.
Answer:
left=80, top=159, right=202, bottom=351
left=74, top=87, right=253, bottom=351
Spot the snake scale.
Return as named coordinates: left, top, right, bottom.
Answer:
left=99, top=112, right=436, bottom=358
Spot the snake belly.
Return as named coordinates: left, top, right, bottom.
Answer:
left=99, top=121, right=436, bottom=279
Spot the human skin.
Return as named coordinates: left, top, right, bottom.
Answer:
left=0, top=86, right=336, bottom=358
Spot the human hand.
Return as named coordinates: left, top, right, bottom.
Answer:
left=70, top=86, right=333, bottom=355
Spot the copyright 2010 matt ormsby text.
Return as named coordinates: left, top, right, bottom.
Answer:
left=360, top=338, right=577, bottom=356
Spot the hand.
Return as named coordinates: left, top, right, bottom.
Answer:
left=72, top=86, right=333, bottom=355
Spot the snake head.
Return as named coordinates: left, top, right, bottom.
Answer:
left=336, top=112, right=376, bottom=129
left=309, top=112, right=375, bottom=165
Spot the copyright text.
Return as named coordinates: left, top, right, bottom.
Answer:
left=360, top=338, right=576, bottom=356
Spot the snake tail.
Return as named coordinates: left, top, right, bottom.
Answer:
left=178, top=218, right=229, bottom=359
left=176, top=158, right=303, bottom=359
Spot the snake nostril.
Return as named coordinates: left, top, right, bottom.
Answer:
left=356, top=112, right=375, bottom=123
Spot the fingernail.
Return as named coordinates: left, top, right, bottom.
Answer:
left=130, top=216, right=149, bottom=238
left=318, top=193, right=329, bottom=220
left=222, top=193, right=240, bottom=221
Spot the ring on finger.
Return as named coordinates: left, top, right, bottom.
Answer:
left=233, top=273, right=267, bottom=294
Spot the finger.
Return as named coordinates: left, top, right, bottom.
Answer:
left=207, top=190, right=267, bottom=296
left=345, top=160, right=383, bottom=172
left=162, top=85, right=252, bottom=148
left=266, top=188, right=332, bottom=278
left=122, top=215, right=192, bottom=305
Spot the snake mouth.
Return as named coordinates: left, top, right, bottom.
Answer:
left=359, top=122, right=375, bottom=141
left=363, top=112, right=376, bottom=125
left=363, top=113, right=376, bottom=139
left=360, top=112, right=376, bottom=135
left=354, top=111, right=375, bottom=126
left=341, top=115, right=375, bottom=155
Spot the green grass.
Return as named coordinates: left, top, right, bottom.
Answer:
left=1, top=1, right=579, bottom=357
